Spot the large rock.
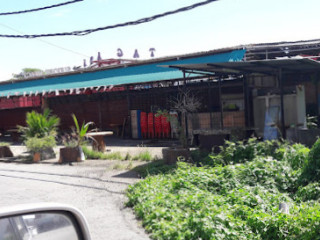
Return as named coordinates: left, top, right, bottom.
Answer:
left=162, top=147, right=191, bottom=165
left=0, top=146, right=13, bottom=158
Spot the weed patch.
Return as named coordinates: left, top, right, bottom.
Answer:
left=132, top=151, right=153, bottom=161
left=82, top=146, right=123, bottom=160
left=126, top=139, right=320, bottom=240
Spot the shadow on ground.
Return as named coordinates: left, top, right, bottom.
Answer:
left=113, top=160, right=177, bottom=179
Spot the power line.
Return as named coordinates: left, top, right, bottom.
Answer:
left=0, top=0, right=219, bottom=39
left=0, top=22, right=89, bottom=58
left=0, top=0, right=83, bottom=16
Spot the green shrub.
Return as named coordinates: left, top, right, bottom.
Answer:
left=25, top=135, right=56, bottom=153
left=277, top=143, right=309, bottom=170
left=125, top=139, right=320, bottom=239
left=195, top=139, right=309, bottom=171
left=127, top=161, right=320, bottom=240
left=301, top=138, right=320, bottom=184
left=218, top=138, right=286, bottom=165
left=296, top=182, right=320, bottom=202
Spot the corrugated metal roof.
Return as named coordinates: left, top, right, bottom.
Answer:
left=168, top=57, right=320, bottom=75
left=0, top=49, right=246, bottom=97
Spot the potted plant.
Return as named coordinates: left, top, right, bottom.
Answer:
left=18, top=109, right=60, bottom=162
left=0, top=142, right=13, bottom=158
left=159, top=89, right=201, bottom=164
left=25, top=135, right=56, bottom=162
left=59, top=114, right=93, bottom=163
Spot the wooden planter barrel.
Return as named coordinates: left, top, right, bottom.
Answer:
left=59, top=147, right=85, bottom=163
left=0, top=146, right=13, bottom=158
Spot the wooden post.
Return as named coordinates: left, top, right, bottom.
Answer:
left=98, top=100, right=102, bottom=129
left=41, top=96, right=48, bottom=110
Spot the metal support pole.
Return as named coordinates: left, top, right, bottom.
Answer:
left=315, top=73, right=319, bottom=124
left=208, top=82, right=214, bottom=129
left=182, top=70, right=189, bottom=139
left=243, top=75, right=250, bottom=128
left=183, top=70, right=187, bottom=89
left=126, top=87, right=131, bottom=138
left=279, top=68, right=286, bottom=139
left=218, top=77, right=224, bottom=129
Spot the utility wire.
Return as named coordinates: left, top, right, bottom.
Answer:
left=0, top=0, right=83, bottom=16
left=0, top=0, right=218, bottom=38
left=0, top=22, right=89, bottom=58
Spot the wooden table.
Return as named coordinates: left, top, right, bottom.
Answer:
left=86, top=131, right=113, bottom=152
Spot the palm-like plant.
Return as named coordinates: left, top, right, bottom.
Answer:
left=18, top=109, right=60, bottom=139
left=71, top=114, right=94, bottom=147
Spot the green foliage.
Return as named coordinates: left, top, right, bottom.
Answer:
left=195, top=139, right=309, bottom=170
left=132, top=151, right=153, bottom=161
left=0, top=142, right=9, bottom=147
left=300, top=138, right=320, bottom=184
left=13, top=68, right=43, bottom=79
left=277, top=143, right=309, bottom=170
left=71, top=114, right=94, bottom=146
left=126, top=138, right=320, bottom=240
left=296, top=182, right=320, bottom=202
left=306, top=115, right=318, bottom=129
left=25, top=135, right=56, bottom=153
left=18, top=109, right=60, bottom=139
left=134, top=160, right=176, bottom=178
left=218, top=138, right=284, bottom=165
left=82, top=146, right=123, bottom=160
left=127, top=160, right=320, bottom=240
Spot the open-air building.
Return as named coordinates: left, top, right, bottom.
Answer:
left=1, top=39, right=320, bottom=147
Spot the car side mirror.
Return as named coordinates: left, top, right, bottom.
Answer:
left=0, top=203, right=91, bottom=240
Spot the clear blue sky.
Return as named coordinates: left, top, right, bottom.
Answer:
left=0, top=0, right=319, bottom=81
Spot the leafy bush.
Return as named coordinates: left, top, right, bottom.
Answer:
left=301, top=138, right=320, bottom=184
left=127, top=161, right=320, bottom=240
left=218, top=138, right=286, bottom=165
left=193, top=139, right=309, bottom=171
left=25, top=135, right=56, bottom=153
left=126, top=138, right=320, bottom=240
left=296, top=182, right=320, bottom=202
left=277, top=143, right=309, bottom=170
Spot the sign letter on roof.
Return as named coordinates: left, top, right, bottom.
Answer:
left=117, top=48, right=123, bottom=58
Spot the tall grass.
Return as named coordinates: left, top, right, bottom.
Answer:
left=132, top=151, right=153, bottom=161
left=82, top=146, right=123, bottom=160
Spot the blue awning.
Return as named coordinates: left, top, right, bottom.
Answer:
left=0, top=49, right=246, bottom=97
